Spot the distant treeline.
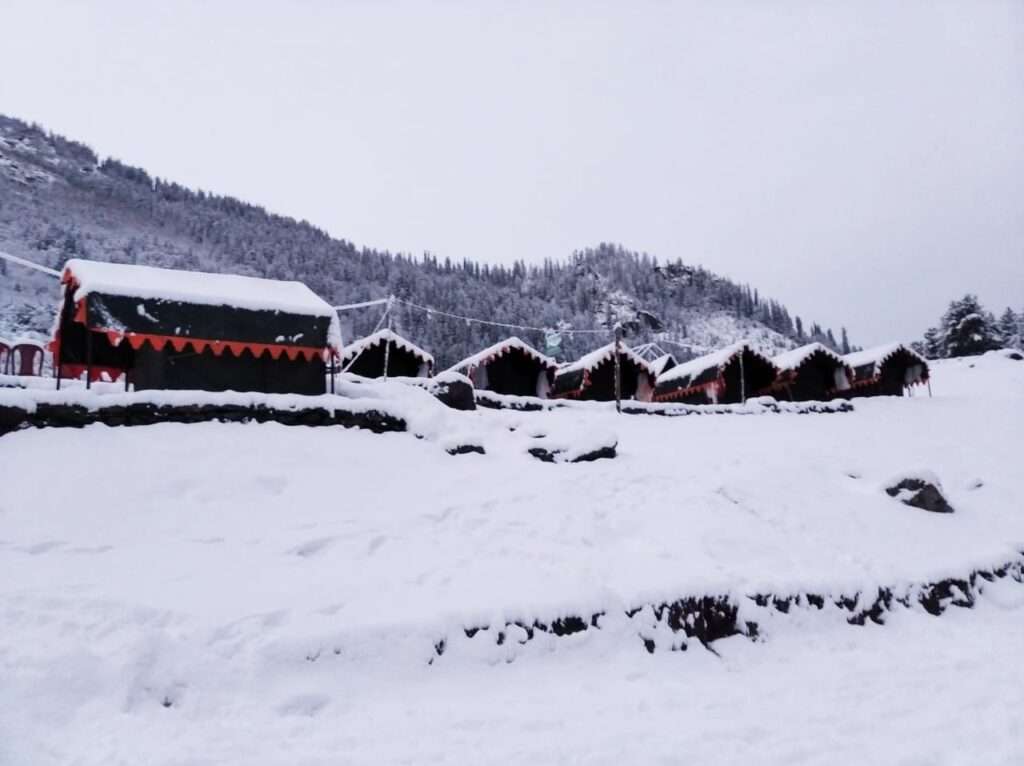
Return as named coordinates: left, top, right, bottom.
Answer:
left=915, top=295, right=1022, bottom=359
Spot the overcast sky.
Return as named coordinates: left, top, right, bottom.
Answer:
left=2, top=1, right=1021, bottom=344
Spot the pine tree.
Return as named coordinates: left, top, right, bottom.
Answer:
left=997, top=307, right=1020, bottom=349
left=939, top=294, right=1001, bottom=357
left=840, top=327, right=851, bottom=355
left=922, top=326, right=943, bottom=359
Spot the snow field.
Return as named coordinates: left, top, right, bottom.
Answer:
left=1, top=350, right=1022, bottom=764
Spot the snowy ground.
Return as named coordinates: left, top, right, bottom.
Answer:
left=2, top=351, right=1022, bottom=764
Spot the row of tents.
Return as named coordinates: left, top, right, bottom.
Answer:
left=32, top=257, right=928, bottom=403
left=340, top=329, right=930, bottom=403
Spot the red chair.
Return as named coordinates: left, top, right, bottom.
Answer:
left=11, top=342, right=45, bottom=377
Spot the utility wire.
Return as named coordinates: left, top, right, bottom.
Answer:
left=0, top=250, right=61, bottom=278
left=392, top=296, right=608, bottom=335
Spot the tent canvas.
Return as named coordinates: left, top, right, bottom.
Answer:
left=768, top=343, right=852, bottom=401
left=448, top=337, right=557, bottom=398
left=653, top=342, right=777, bottom=404
left=842, top=343, right=929, bottom=397
left=552, top=343, right=655, bottom=402
left=53, top=259, right=340, bottom=394
left=341, top=329, right=433, bottom=379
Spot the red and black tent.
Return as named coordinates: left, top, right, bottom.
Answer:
left=339, top=329, right=433, bottom=379
left=448, top=337, right=557, bottom=398
left=653, top=342, right=777, bottom=405
left=552, top=343, right=655, bottom=402
left=768, top=343, right=852, bottom=401
left=841, top=343, right=929, bottom=398
left=52, top=258, right=342, bottom=394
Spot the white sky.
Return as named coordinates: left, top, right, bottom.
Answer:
left=1, top=0, right=1021, bottom=344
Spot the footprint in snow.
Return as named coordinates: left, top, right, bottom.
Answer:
left=277, top=693, right=330, bottom=717
left=19, top=540, right=66, bottom=555
left=367, top=535, right=388, bottom=555
left=290, top=537, right=335, bottom=557
left=67, top=544, right=114, bottom=555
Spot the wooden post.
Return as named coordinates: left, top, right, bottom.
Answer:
left=85, top=322, right=93, bottom=391
left=614, top=324, right=623, bottom=414
left=329, top=351, right=336, bottom=394
left=382, top=297, right=394, bottom=379
left=739, top=346, right=746, bottom=404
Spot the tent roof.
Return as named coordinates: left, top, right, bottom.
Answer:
left=656, top=341, right=775, bottom=385
left=772, top=342, right=845, bottom=373
left=340, top=329, right=433, bottom=365
left=649, top=353, right=677, bottom=376
left=556, top=342, right=652, bottom=378
left=64, top=259, right=337, bottom=320
left=448, top=336, right=556, bottom=375
left=843, top=343, right=927, bottom=377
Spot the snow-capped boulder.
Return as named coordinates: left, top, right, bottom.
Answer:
left=884, top=472, right=955, bottom=514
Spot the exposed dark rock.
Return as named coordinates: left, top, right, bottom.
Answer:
left=444, top=555, right=1024, bottom=661
left=885, top=476, right=955, bottom=514
left=0, top=405, right=28, bottom=435
left=446, top=444, right=485, bottom=456
left=550, top=616, right=588, bottom=636
left=0, top=400, right=407, bottom=437
left=528, top=444, right=617, bottom=463
left=400, top=376, right=476, bottom=411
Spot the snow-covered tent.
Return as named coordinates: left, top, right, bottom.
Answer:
left=551, top=343, right=655, bottom=402
left=52, top=258, right=342, bottom=394
left=768, top=343, right=852, bottom=402
left=653, top=342, right=777, bottom=404
left=842, top=343, right=929, bottom=397
left=340, top=329, right=433, bottom=379
left=448, top=337, right=557, bottom=398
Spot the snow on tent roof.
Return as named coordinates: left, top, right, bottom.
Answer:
left=64, top=259, right=337, bottom=320
left=555, top=342, right=652, bottom=378
left=340, top=329, right=433, bottom=365
left=447, top=336, right=556, bottom=375
left=62, top=258, right=343, bottom=351
left=843, top=343, right=927, bottom=377
left=772, top=342, right=845, bottom=373
left=656, top=341, right=773, bottom=385
left=649, top=353, right=677, bottom=377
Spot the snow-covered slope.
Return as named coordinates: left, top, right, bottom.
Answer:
left=1, top=351, right=1022, bottom=764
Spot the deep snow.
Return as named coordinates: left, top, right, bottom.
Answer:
left=1, top=351, right=1022, bottom=765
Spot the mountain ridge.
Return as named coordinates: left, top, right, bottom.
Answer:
left=0, top=114, right=851, bottom=367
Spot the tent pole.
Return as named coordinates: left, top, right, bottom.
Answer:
left=380, top=296, right=394, bottom=379
left=614, top=324, right=623, bottom=414
left=739, top=348, right=746, bottom=404
left=85, top=326, right=93, bottom=391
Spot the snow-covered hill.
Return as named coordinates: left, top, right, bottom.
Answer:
left=2, top=351, right=1022, bottom=764
left=0, top=114, right=842, bottom=365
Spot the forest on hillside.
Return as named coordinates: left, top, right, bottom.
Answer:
left=0, top=114, right=847, bottom=367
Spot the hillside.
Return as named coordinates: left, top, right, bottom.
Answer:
left=0, top=114, right=849, bottom=366
left=2, top=351, right=1022, bottom=763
